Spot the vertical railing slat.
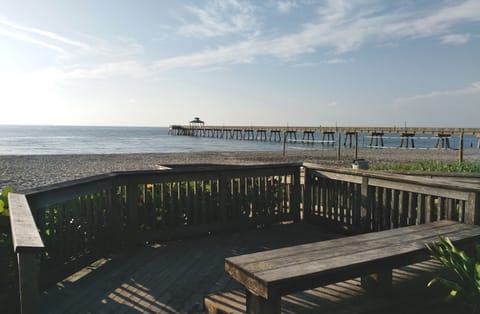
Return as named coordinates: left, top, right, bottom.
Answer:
left=292, top=169, right=301, bottom=222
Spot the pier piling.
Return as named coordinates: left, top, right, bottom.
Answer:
left=435, top=134, right=451, bottom=149
left=369, top=132, right=384, bottom=148
left=400, top=133, right=415, bottom=148
left=322, top=132, right=335, bottom=146
left=344, top=132, right=357, bottom=147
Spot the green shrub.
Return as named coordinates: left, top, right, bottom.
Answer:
left=426, top=236, right=480, bottom=313
left=372, top=161, right=480, bottom=173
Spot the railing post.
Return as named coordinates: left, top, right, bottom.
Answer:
left=218, top=175, right=228, bottom=222
left=465, top=192, right=479, bottom=225
left=8, top=193, right=44, bottom=314
left=126, top=184, right=139, bottom=243
left=291, top=166, right=302, bottom=222
left=17, top=251, right=40, bottom=314
left=361, top=176, right=371, bottom=232
left=303, top=167, right=311, bottom=221
left=108, top=186, right=123, bottom=247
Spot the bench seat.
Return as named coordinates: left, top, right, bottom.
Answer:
left=205, top=260, right=447, bottom=313
left=223, top=220, right=480, bottom=313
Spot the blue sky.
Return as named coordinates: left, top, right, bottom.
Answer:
left=0, top=0, right=479, bottom=127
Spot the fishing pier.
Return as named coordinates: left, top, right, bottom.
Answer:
left=169, top=124, right=480, bottom=149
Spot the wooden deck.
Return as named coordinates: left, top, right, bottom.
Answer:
left=39, top=223, right=456, bottom=314
left=39, top=223, right=338, bottom=313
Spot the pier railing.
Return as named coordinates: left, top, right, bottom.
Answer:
left=8, top=163, right=480, bottom=313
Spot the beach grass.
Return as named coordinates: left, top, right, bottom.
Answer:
left=371, top=161, right=480, bottom=173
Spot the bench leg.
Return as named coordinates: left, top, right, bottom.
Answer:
left=361, top=269, right=392, bottom=294
left=246, top=290, right=280, bottom=314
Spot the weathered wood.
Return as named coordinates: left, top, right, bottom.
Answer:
left=291, top=169, right=301, bottom=222
left=8, top=193, right=44, bottom=314
left=425, top=195, right=433, bottom=223
left=392, top=190, right=400, bottom=228
left=226, top=221, right=466, bottom=268
left=408, top=192, right=417, bottom=225
left=246, top=290, right=280, bottom=314
left=384, top=188, right=392, bottom=230
left=399, top=191, right=408, bottom=227
left=17, top=253, right=41, bottom=314
left=350, top=183, right=356, bottom=224
left=225, top=221, right=480, bottom=306
left=125, top=184, right=138, bottom=242
left=439, top=197, right=446, bottom=220
left=303, top=168, right=312, bottom=218
left=417, top=194, right=426, bottom=225
left=340, top=181, right=347, bottom=224
left=321, top=177, right=327, bottom=218
left=465, top=192, right=478, bottom=225
left=9, top=162, right=480, bottom=313
left=369, top=177, right=471, bottom=201
left=360, top=177, right=370, bottom=231
left=8, top=193, right=45, bottom=252
left=192, top=181, right=200, bottom=224
left=206, top=261, right=448, bottom=314
left=374, top=187, right=383, bottom=231
left=305, top=163, right=480, bottom=195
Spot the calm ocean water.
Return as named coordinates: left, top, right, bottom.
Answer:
left=0, top=125, right=476, bottom=155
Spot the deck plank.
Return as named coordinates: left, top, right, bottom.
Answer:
left=39, top=222, right=469, bottom=313
left=40, top=223, right=340, bottom=313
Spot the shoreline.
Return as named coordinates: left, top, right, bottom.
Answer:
left=1, top=148, right=479, bottom=191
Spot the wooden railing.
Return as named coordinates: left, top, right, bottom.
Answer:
left=303, top=163, right=480, bottom=234
left=8, top=163, right=301, bottom=313
left=8, top=162, right=480, bottom=313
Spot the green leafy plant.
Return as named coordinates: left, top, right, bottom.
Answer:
left=0, top=186, right=13, bottom=217
left=372, top=161, right=480, bottom=173
left=426, top=236, right=480, bottom=314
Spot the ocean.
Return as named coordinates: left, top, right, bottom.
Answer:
left=0, top=125, right=476, bottom=155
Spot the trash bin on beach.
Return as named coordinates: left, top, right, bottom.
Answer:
left=352, top=159, right=369, bottom=170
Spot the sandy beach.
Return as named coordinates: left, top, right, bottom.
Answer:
left=1, top=148, right=479, bottom=191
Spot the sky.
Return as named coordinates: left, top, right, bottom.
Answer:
left=0, top=0, right=479, bottom=127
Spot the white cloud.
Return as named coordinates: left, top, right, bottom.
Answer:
left=155, top=40, right=258, bottom=70
left=64, top=61, right=151, bottom=80
left=277, top=0, right=298, bottom=14
left=178, top=0, right=258, bottom=38
left=0, top=27, right=65, bottom=53
left=0, top=18, right=90, bottom=50
left=293, top=57, right=353, bottom=67
left=0, top=18, right=143, bottom=60
left=157, top=0, right=480, bottom=70
left=440, top=33, right=471, bottom=45
left=325, top=58, right=353, bottom=64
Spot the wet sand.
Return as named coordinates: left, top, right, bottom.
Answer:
left=0, top=148, right=479, bottom=191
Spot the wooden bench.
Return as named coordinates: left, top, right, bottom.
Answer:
left=221, top=220, right=480, bottom=314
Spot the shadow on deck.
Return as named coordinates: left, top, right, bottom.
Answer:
left=40, top=223, right=454, bottom=314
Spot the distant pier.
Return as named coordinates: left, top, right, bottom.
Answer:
left=169, top=125, right=480, bottom=149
